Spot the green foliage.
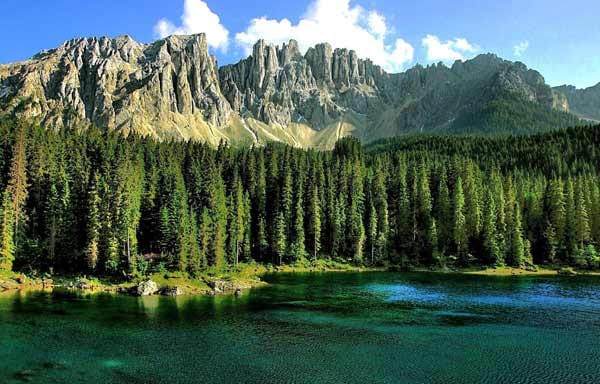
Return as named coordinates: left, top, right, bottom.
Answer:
left=136, top=256, right=150, bottom=277
left=1, top=120, right=599, bottom=276
left=448, top=95, right=582, bottom=135
left=104, top=259, right=119, bottom=274
left=453, top=177, right=468, bottom=263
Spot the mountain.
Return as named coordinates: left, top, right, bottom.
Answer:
left=0, top=34, right=586, bottom=148
left=553, top=83, right=600, bottom=122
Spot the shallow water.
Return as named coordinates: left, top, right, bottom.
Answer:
left=1, top=272, right=599, bottom=383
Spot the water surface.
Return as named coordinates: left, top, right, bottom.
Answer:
left=1, top=272, right=599, bottom=383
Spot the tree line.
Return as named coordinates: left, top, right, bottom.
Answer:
left=0, top=119, right=599, bottom=277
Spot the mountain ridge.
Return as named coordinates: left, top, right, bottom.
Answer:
left=553, top=82, right=600, bottom=121
left=0, top=33, right=590, bottom=147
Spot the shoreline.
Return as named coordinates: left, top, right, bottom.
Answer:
left=1, top=264, right=598, bottom=297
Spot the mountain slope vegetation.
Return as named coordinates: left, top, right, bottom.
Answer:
left=0, top=118, right=598, bottom=278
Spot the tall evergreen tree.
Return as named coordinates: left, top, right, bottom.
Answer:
left=307, top=182, right=321, bottom=262
left=290, top=174, right=306, bottom=261
left=0, top=123, right=28, bottom=271
left=453, top=177, right=468, bottom=264
left=482, top=189, right=501, bottom=265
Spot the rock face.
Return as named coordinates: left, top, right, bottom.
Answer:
left=161, top=286, right=183, bottom=296
left=0, top=34, right=587, bottom=147
left=207, top=279, right=255, bottom=294
left=554, top=83, right=600, bottom=121
left=0, top=34, right=230, bottom=142
left=136, top=279, right=159, bottom=296
left=219, top=40, right=387, bottom=129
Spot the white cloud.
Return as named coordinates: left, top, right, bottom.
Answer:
left=235, top=0, right=414, bottom=73
left=367, top=11, right=387, bottom=39
left=422, top=34, right=478, bottom=63
left=513, top=41, right=529, bottom=57
left=154, top=0, right=229, bottom=52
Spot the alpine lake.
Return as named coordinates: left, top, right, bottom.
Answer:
left=1, top=272, right=599, bottom=383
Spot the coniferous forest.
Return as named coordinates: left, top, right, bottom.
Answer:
left=0, top=118, right=599, bottom=278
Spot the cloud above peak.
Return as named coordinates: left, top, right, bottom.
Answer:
left=235, top=0, right=414, bottom=73
left=152, top=0, right=483, bottom=74
left=422, top=35, right=478, bottom=63
left=154, top=0, right=229, bottom=52
left=513, top=41, right=529, bottom=57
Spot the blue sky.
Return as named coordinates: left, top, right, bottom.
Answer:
left=1, top=0, right=599, bottom=88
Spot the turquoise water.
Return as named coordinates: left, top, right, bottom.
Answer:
left=1, top=272, right=600, bottom=383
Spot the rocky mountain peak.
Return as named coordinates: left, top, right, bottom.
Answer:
left=0, top=35, right=589, bottom=147
left=0, top=33, right=231, bottom=139
left=554, top=82, right=600, bottom=121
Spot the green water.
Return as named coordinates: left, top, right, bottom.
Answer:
left=1, top=272, right=599, bottom=383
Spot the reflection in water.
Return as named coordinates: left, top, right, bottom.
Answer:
left=0, top=272, right=599, bottom=384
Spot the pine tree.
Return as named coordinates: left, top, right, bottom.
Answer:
left=290, top=174, right=305, bottom=260
left=482, top=189, right=501, bottom=265
left=186, top=212, right=201, bottom=276
left=86, top=173, right=102, bottom=271
left=523, top=238, right=533, bottom=266
left=428, top=219, right=439, bottom=265
left=227, top=174, right=246, bottom=266
left=416, top=162, right=433, bottom=263
left=331, top=187, right=346, bottom=259
left=367, top=201, right=377, bottom=265
left=273, top=211, right=287, bottom=265
left=436, top=172, right=452, bottom=255
left=253, top=151, right=268, bottom=261
left=546, top=179, right=566, bottom=247
left=453, top=176, right=468, bottom=264
left=542, top=221, right=558, bottom=264
left=491, top=171, right=506, bottom=257
left=0, top=191, right=15, bottom=271
left=564, top=180, right=578, bottom=261
left=280, top=164, right=293, bottom=249
left=372, top=164, right=389, bottom=262
left=574, top=179, right=591, bottom=248
left=590, top=181, right=600, bottom=244
left=0, top=122, right=28, bottom=271
left=210, top=170, right=228, bottom=271
left=508, top=202, right=525, bottom=267
left=463, top=163, right=482, bottom=240
left=116, top=157, right=144, bottom=273
left=197, top=208, right=212, bottom=272
left=2, top=120, right=600, bottom=276
left=307, top=183, right=321, bottom=262
left=176, top=208, right=192, bottom=272
left=395, top=165, right=412, bottom=264
left=348, top=163, right=365, bottom=265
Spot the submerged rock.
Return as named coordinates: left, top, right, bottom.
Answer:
left=14, top=369, right=35, bottom=382
left=136, top=280, right=159, bottom=296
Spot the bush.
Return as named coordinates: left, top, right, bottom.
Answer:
left=136, top=256, right=149, bottom=277
left=104, top=259, right=119, bottom=274
left=584, top=245, right=599, bottom=269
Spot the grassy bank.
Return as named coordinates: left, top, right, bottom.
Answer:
left=414, top=265, right=600, bottom=277
left=464, top=266, right=561, bottom=276
left=0, top=264, right=268, bottom=296
left=0, top=260, right=384, bottom=296
left=1, top=262, right=598, bottom=297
